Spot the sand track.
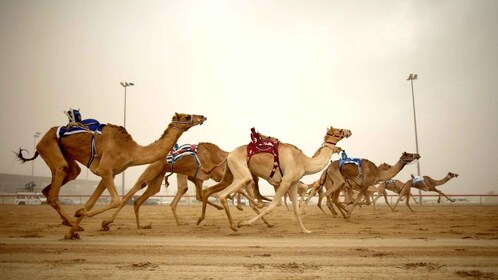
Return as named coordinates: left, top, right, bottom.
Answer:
left=0, top=204, right=497, bottom=279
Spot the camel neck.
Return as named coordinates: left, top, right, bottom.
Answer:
left=378, top=160, right=407, bottom=181
left=133, top=126, right=184, bottom=165
left=303, top=144, right=338, bottom=175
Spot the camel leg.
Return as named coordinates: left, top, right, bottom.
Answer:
left=75, top=169, right=121, bottom=218
left=217, top=177, right=252, bottom=232
left=288, top=182, right=312, bottom=233
left=238, top=179, right=292, bottom=230
left=238, top=189, right=274, bottom=228
left=37, top=144, right=83, bottom=233
left=197, top=169, right=233, bottom=225
left=436, top=190, right=455, bottom=203
left=67, top=180, right=107, bottom=239
left=170, top=174, right=189, bottom=226
left=392, top=185, right=411, bottom=212
left=132, top=175, right=163, bottom=229
left=405, top=193, right=415, bottom=212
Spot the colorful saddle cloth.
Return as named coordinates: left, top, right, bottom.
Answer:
left=338, top=150, right=363, bottom=175
left=55, top=119, right=106, bottom=168
left=166, top=143, right=201, bottom=177
left=411, top=175, right=425, bottom=186
left=247, top=127, right=281, bottom=178
left=56, top=119, right=105, bottom=138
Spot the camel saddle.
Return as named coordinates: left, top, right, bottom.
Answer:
left=338, top=150, right=363, bottom=175
left=56, top=119, right=105, bottom=139
left=166, top=143, right=201, bottom=177
left=247, top=127, right=282, bottom=178
left=56, top=118, right=106, bottom=168
left=411, top=175, right=425, bottom=187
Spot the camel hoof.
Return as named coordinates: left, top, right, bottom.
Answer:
left=230, top=225, right=239, bottom=232
left=101, top=220, right=112, bottom=230
left=196, top=218, right=203, bottom=225
left=64, top=232, right=80, bottom=240
left=236, top=205, right=243, bottom=211
left=140, top=223, right=153, bottom=229
left=237, top=220, right=248, bottom=228
left=215, top=206, right=224, bottom=210
left=266, top=223, right=274, bottom=228
left=302, top=229, right=313, bottom=234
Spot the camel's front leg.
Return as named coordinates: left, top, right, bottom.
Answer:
left=101, top=176, right=150, bottom=231
left=197, top=177, right=232, bottom=225
left=288, top=182, right=312, bottom=233
left=238, top=180, right=291, bottom=229
left=132, top=175, right=163, bottom=229
left=436, top=190, right=455, bottom=203
left=238, top=189, right=274, bottom=228
left=75, top=170, right=121, bottom=218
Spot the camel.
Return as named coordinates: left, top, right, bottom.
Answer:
left=392, top=172, right=459, bottom=212
left=303, top=162, right=393, bottom=216
left=16, top=112, right=206, bottom=239
left=197, top=126, right=352, bottom=233
left=100, top=142, right=231, bottom=230
left=317, top=152, right=420, bottom=219
left=370, top=178, right=420, bottom=211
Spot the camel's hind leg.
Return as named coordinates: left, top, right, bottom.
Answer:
left=37, top=141, right=82, bottom=234
left=217, top=177, right=252, bottom=232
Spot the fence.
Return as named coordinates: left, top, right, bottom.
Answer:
left=1, top=193, right=498, bottom=206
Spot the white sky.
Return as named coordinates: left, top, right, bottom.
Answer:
left=1, top=0, right=497, bottom=196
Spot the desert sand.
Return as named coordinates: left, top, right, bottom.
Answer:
left=0, top=204, right=497, bottom=279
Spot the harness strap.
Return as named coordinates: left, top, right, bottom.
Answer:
left=86, top=134, right=97, bottom=168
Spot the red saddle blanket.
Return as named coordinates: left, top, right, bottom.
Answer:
left=247, top=127, right=282, bottom=178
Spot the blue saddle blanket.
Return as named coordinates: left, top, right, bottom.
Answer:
left=56, top=119, right=106, bottom=139
left=338, top=150, right=362, bottom=175
left=166, top=143, right=198, bottom=165
left=338, top=151, right=362, bottom=168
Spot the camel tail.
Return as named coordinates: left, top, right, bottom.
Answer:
left=15, top=148, right=39, bottom=164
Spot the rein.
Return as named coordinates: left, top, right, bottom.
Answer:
left=169, top=114, right=194, bottom=131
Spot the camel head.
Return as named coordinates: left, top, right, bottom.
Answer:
left=169, top=113, right=207, bottom=131
left=399, top=152, right=420, bottom=164
left=323, top=127, right=352, bottom=145
left=448, top=172, right=459, bottom=178
left=378, top=162, right=392, bottom=170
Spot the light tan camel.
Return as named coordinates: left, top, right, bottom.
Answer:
left=16, top=113, right=206, bottom=239
left=371, top=177, right=419, bottom=211
left=197, top=127, right=352, bottom=233
left=100, top=142, right=230, bottom=230
left=318, top=152, right=420, bottom=219
left=392, top=172, right=459, bottom=212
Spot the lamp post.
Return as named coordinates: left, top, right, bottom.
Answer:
left=407, top=74, right=422, bottom=205
left=31, top=132, right=41, bottom=177
left=120, top=82, right=134, bottom=196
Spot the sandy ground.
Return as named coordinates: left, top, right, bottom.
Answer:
left=0, top=203, right=497, bottom=279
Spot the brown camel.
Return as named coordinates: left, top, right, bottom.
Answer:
left=318, top=152, right=421, bottom=219
left=197, top=127, right=352, bottom=233
left=303, top=162, right=392, bottom=216
left=16, top=113, right=206, bottom=239
left=392, top=172, right=459, bottom=212
left=100, top=142, right=230, bottom=230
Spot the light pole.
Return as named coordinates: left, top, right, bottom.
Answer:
left=31, top=132, right=41, bottom=177
left=120, top=81, right=134, bottom=196
left=407, top=73, right=422, bottom=205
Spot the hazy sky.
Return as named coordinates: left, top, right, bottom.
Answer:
left=1, top=0, right=497, bottom=196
